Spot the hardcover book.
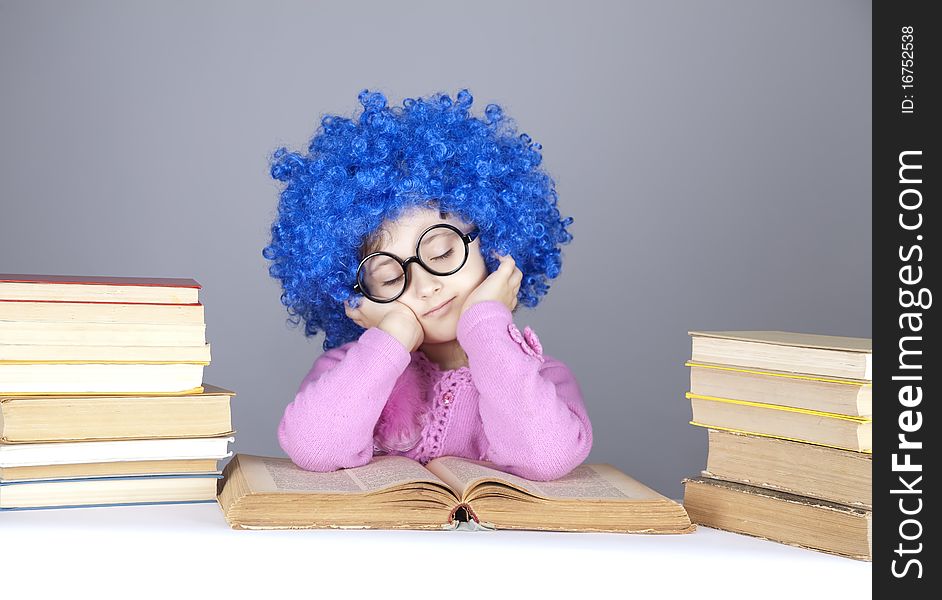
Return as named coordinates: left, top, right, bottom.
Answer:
left=0, top=342, right=211, bottom=363
left=218, top=454, right=694, bottom=534
left=687, top=392, right=871, bottom=453
left=683, top=476, right=871, bottom=561
left=0, top=436, right=234, bottom=468
left=0, top=458, right=222, bottom=482
left=0, top=274, right=201, bottom=304
left=0, top=321, right=206, bottom=347
left=0, top=363, right=206, bottom=395
left=0, top=384, right=235, bottom=443
left=0, top=300, right=205, bottom=324
left=702, top=429, right=872, bottom=508
left=0, top=472, right=222, bottom=510
left=688, top=331, right=872, bottom=380
left=686, top=361, right=871, bottom=417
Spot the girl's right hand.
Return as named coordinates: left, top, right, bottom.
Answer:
left=344, top=297, right=425, bottom=352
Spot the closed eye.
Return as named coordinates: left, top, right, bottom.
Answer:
left=430, top=248, right=454, bottom=262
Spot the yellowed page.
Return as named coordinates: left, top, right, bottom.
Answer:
left=427, top=456, right=666, bottom=502
left=237, top=454, right=451, bottom=495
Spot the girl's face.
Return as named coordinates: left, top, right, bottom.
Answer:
left=367, top=206, right=487, bottom=344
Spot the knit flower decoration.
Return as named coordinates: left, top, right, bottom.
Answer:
left=508, top=323, right=545, bottom=363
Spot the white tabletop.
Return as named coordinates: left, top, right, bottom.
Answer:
left=2, top=502, right=871, bottom=599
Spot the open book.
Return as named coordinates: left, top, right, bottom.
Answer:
left=217, top=454, right=694, bottom=534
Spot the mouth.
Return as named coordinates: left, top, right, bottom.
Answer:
left=424, top=297, right=456, bottom=317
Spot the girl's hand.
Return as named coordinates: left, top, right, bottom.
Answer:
left=345, top=297, right=425, bottom=352
left=460, top=253, right=522, bottom=317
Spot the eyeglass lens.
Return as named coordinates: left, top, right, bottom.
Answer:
left=358, top=226, right=467, bottom=301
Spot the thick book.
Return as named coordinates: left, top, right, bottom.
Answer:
left=0, top=274, right=200, bottom=304
left=0, top=436, right=234, bottom=468
left=0, top=300, right=205, bottom=324
left=688, top=331, right=872, bottom=380
left=0, top=473, right=221, bottom=510
left=688, top=392, right=871, bottom=453
left=703, top=429, right=871, bottom=509
left=218, top=454, right=695, bottom=534
left=0, top=363, right=205, bottom=394
left=0, top=321, right=206, bottom=347
left=0, top=384, right=235, bottom=443
left=0, top=458, right=221, bottom=482
left=0, top=342, right=212, bottom=363
left=683, top=476, right=871, bottom=561
left=687, top=361, right=871, bottom=417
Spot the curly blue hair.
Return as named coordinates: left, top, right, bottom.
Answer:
left=263, top=88, right=574, bottom=350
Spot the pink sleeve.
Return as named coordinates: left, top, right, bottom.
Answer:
left=277, top=327, right=412, bottom=472
left=456, top=301, right=594, bottom=481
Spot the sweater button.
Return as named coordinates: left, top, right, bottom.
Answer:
left=443, top=392, right=453, bottom=404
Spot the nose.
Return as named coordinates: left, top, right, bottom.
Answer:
left=407, top=262, right=442, bottom=299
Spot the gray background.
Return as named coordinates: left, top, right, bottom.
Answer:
left=0, top=0, right=871, bottom=498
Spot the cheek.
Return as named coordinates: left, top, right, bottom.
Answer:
left=459, top=252, right=488, bottom=290
left=449, top=270, right=484, bottom=298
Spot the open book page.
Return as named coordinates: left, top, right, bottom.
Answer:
left=427, top=456, right=665, bottom=501
left=237, top=454, right=452, bottom=495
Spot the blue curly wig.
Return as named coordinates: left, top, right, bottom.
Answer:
left=263, top=88, right=574, bottom=350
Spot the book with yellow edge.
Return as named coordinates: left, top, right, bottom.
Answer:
left=686, top=361, right=871, bottom=417
left=0, top=384, right=234, bottom=443
left=687, top=392, right=871, bottom=453
left=217, top=454, right=694, bottom=534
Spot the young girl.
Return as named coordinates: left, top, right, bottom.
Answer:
left=263, top=89, right=592, bottom=481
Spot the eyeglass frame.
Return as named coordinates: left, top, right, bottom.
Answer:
left=352, top=223, right=480, bottom=303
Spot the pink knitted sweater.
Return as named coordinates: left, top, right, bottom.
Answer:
left=277, top=301, right=593, bottom=481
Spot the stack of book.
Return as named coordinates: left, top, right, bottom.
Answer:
left=680, top=330, right=872, bottom=561
left=0, top=274, right=235, bottom=511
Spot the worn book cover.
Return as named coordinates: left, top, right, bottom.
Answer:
left=683, top=476, right=871, bottom=561
left=703, top=429, right=872, bottom=509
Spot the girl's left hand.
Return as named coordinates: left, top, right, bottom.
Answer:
left=460, top=253, right=522, bottom=317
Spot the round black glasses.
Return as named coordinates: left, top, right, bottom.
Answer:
left=353, top=223, right=480, bottom=303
